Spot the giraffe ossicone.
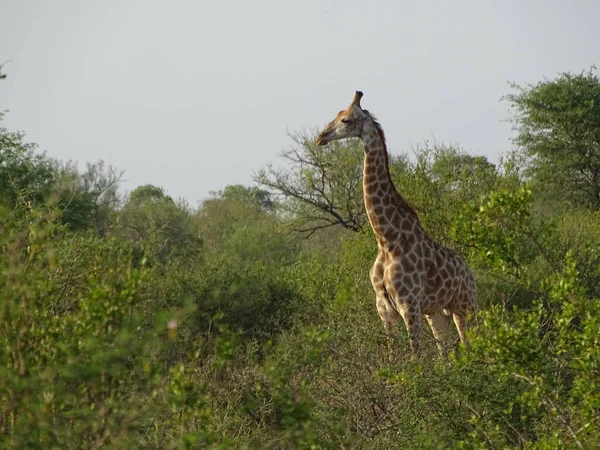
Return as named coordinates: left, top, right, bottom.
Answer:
left=316, top=91, right=478, bottom=355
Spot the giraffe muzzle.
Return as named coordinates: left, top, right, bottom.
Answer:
left=316, top=132, right=330, bottom=146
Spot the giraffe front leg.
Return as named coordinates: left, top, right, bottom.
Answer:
left=401, top=302, right=422, bottom=355
left=371, top=259, right=400, bottom=358
left=426, top=311, right=452, bottom=357
left=389, top=285, right=422, bottom=355
left=385, top=262, right=424, bottom=355
left=375, top=293, right=401, bottom=336
left=375, top=294, right=401, bottom=362
left=370, top=256, right=400, bottom=334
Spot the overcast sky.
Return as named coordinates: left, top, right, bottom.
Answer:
left=1, top=0, right=598, bottom=205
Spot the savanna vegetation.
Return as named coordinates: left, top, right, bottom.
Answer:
left=1, top=67, right=599, bottom=449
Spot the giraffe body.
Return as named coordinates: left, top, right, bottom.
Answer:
left=316, top=91, right=477, bottom=354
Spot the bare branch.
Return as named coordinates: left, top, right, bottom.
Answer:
left=254, top=130, right=365, bottom=236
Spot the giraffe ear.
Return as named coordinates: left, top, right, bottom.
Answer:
left=352, top=105, right=367, bottom=120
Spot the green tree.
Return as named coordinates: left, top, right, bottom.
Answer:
left=197, top=184, right=294, bottom=265
left=505, top=66, right=600, bottom=210
left=392, top=142, right=499, bottom=243
left=127, top=183, right=172, bottom=206
left=219, top=184, right=274, bottom=212
left=0, top=115, right=121, bottom=232
left=118, top=184, right=201, bottom=263
left=53, top=160, right=123, bottom=232
left=0, top=198, right=164, bottom=448
left=456, top=257, right=600, bottom=449
left=430, top=144, right=497, bottom=196
left=0, top=113, right=54, bottom=208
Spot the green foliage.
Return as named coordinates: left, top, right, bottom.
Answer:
left=392, top=142, right=500, bottom=242
left=191, top=257, right=306, bottom=340
left=2, top=67, right=600, bottom=448
left=0, top=199, right=161, bottom=448
left=0, top=114, right=120, bottom=232
left=549, top=209, right=600, bottom=297
left=197, top=184, right=294, bottom=265
left=506, top=66, right=600, bottom=210
left=118, top=184, right=201, bottom=264
left=453, top=185, right=542, bottom=278
left=219, top=184, right=274, bottom=212
left=53, top=160, right=122, bottom=232
left=457, top=256, right=600, bottom=449
left=0, top=113, right=54, bottom=208
left=128, top=183, right=172, bottom=206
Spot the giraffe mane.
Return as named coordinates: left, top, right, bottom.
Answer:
left=368, top=113, right=420, bottom=222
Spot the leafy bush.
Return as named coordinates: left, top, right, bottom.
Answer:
left=2, top=67, right=600, bottom=448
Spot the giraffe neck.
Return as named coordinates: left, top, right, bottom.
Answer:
left=361, top=120, right=419, bottom=244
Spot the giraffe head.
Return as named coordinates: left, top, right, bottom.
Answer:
left=316, top=91, right=369, bottom=146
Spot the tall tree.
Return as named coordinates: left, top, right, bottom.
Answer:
left=393, top=142, right=499, bottom=243
left=505, top=66, right=600, bottom=210
left=53, top=160, right=123, bottom=232
left=218, top=184, right=274, bottom=213
left=0, top=112, right=54, bottom=208
left=118, top=185, right=201, bottom=263
left=197, top=184, right=293, bottom=264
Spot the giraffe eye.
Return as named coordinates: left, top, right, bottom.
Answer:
left=341, top=118, right=351, bottom=124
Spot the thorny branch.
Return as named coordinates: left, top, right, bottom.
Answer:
left=255, top=130, right=364, bottom=236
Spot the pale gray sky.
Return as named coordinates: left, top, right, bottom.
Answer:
left=1, top=0, right=598, bottom=205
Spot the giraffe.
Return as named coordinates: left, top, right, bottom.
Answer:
left=315, top=91, right=477, bottom=354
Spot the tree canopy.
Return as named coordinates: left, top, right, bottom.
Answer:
left=506, top=66, right=600, bottom=209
